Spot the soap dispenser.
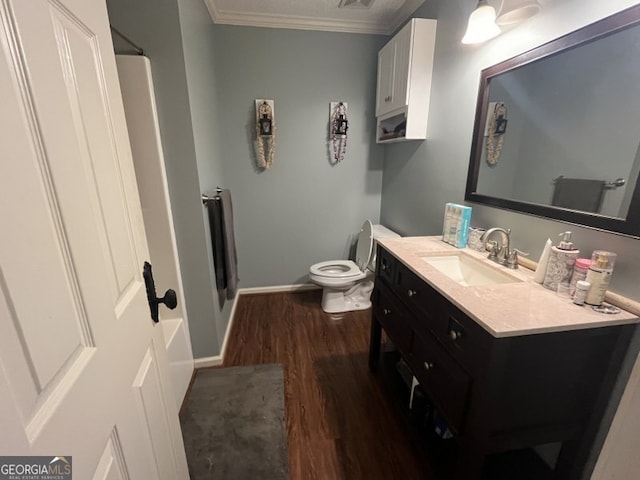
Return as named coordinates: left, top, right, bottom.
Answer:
left=543, top=231, right=580, bottom=292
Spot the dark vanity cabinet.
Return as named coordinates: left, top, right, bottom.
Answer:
left=369, top=246, right=634, bottom=479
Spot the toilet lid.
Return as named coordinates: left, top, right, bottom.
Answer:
left=355, top=220, right=374, bottom=271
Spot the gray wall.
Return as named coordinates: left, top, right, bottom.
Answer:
left=209, top=25, right=386, bottom=287
left=107, top=1, right=387, bottom=356
left=380, top=0, right=640, bottom=302
left=175, top=0, right=234, bottom=352
left=107, top=0, right=221, bottom=358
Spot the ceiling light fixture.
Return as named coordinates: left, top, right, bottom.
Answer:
left=496, top=0, right=541, bottom=26
left=462, top=0, right=501, bottom=45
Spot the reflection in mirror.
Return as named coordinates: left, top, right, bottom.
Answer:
left=466, top=4, right=640, bottom=237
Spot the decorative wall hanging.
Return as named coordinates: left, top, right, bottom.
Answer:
left=255, top=99, right=275, bottom=169
left=330, top=102, right=348, bottom=164
left=485, top=101, right=508, bottom=166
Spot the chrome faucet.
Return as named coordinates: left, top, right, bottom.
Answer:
left=480, top=227, right=513, bottom=267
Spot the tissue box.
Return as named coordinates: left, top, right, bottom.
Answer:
left=442, top=203, right=472, bottom=248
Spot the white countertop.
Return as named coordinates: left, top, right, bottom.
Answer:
left=377, top=236, right=639, bottom=337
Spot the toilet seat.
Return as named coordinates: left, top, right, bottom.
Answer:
left=309, top=221, right=374, bottom=281
left=309, top=260, right=362, bottom=278
left=308, top=220, right=399, bottom=313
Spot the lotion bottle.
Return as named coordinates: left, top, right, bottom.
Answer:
left=543, top=231, right=580, bottom=292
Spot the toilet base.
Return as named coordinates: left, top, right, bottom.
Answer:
left=320, top=279, right=374, bottom=314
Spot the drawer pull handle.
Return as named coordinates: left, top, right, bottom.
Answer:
left=381, top=262, right=388, bottom=271
left=424, top=361, right=435, bottom=371
left=449, top=330, right=462, bottom=341
left=383, top=308, right=391, bottom=316
left=407, top=289, right=417, bottom=297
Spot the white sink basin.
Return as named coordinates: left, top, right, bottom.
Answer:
left=421, top=254, right=522, bottom=287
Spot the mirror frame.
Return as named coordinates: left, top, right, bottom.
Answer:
left=465, top=4, right=640, bottom=238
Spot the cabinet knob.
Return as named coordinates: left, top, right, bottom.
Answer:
left=424, top=361, right=434, bottom=371
left=381, top=261, right=388, bottom=271
left=407, top=289, right=417, bottom=297
left=383, top=308, right=391, bottom=316
left=449, top=330, right=462, bottom=341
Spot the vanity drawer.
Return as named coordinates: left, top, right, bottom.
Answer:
left=410, top=330, right=471, bottom=434
left=376, top=245, right=396, bottom=286
left=373, top=282, right=412, bottom=355
left=441, top=304, right=493, bottom=373
left=395, top=262, right=448, bottom=338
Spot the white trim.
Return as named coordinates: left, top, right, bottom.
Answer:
left=387, top=0, right=426, bottom=34
left=193, top=292, right=239, bottom=368
left=193, top=355, right=222, bottom=368
left=203, top=0, right=417, bottom=35
left=238, top=283, right=320, bottom=294
left=203, top=0, right=220, bottom=24
left=192, top=284, right=320, bottom=368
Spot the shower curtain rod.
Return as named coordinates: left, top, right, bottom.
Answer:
left=110, top=26, right=144, bottom=55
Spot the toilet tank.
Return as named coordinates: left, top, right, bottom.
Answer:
left=369, top=224, right=401, bottom=271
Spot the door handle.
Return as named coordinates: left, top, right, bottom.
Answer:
left=142, top=261, right=177, bottom=323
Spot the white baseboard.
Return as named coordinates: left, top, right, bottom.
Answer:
left=193, top=293, right=239, bottom=369
left=237, top=283, right=320, bottom=294
left=193, top=284, right=319, bottom=369
left=193, top=355, right=223, bottom=368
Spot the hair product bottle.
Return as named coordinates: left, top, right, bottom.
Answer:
left=584, top=251, right=617, bottom=306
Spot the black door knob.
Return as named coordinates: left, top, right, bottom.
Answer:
left=159, top=289, right=177, bottom=310
left=142, top=261, right=178, bottom=323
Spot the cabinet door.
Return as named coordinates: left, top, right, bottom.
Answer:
left=373, top=283, right=413, bottom=355
left=388, top=22, right=412, bottom=113
left=376, top=41, right=395, bottom=116
left=411, top=331, right=471, bottom=434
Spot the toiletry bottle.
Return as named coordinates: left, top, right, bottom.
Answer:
left=573, top=280, right=591, bottom=306
left=584, top=251, right=617, bottom=306
left=533, top=238, right=552, bottom=284
left=543, top=231, right=580, bottom=292
left=569, top=258, right=592, bottom=296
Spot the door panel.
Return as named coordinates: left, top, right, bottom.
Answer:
left=390, top=23, right=411, bottom=112
left=92, top=431, right=130, bottom=480
left=0, top=0, right=189, bottom=477
left=49, top=4, right=139, bottom=297
left=133, top=342, right=180, bottom=480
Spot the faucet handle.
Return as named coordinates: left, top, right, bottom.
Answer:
left=506, top=248, right=529, bottom=269
left=486, top=241, right=499, bottom=260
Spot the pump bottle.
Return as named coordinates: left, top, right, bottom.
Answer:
left=543, top=231, right=580, bottom=292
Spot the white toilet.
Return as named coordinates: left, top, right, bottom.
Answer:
left=309, top=220, right=400, bottom=313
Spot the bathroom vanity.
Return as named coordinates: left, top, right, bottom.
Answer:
left=368, top=237, right=638, bottom=479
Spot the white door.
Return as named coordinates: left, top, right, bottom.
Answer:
left=0, top=0, right=189, bottom=479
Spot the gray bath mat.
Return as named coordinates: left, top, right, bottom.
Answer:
left=180, top=364, right=289, bottom=479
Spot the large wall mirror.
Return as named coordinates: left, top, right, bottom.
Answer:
left=465, top=4, right=640, bottom=237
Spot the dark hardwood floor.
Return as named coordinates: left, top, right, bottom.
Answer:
left=222, top=289, right=430, bottom=480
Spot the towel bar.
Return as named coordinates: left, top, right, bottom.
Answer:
left=551, top=176, right=625, bottom=189
left=201, top=187, right=224, bottom=204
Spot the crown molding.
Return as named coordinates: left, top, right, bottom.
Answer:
left=388, top=0, right=427, bottom=33
left=203, top=0, right=414, bottom=35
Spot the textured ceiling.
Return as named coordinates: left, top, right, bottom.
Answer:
left=204, top=0, right=426, bottom=35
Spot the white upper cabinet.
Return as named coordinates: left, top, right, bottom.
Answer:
left=376, top=19, right=437, bottom=143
